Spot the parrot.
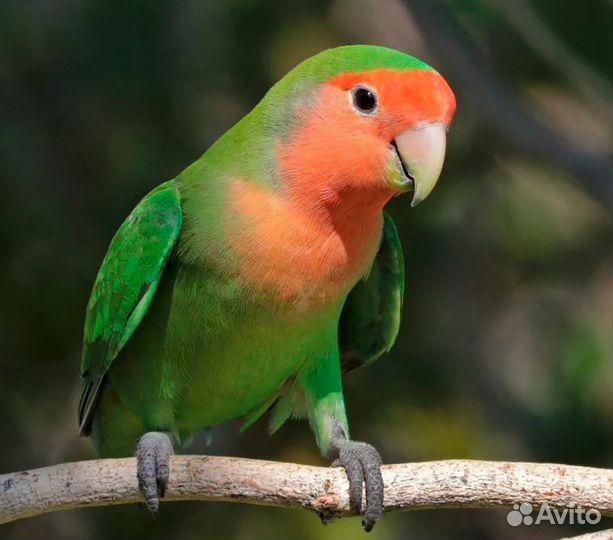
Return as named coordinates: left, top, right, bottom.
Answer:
left=77, top=44, right=456, bottom=531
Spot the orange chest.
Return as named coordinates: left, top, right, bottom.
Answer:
left=227, top=180, right=383, bottom=308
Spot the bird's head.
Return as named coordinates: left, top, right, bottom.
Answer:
left=263, top=45, right=456, bottom=212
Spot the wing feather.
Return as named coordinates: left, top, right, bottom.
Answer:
left=339, top=212, right=404, bottom=373
left=78, top=181, right=182, bottom=434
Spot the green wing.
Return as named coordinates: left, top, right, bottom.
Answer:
left=339, top=212, right=404, bottom=373
left=78, top=181, right=182, bottom=435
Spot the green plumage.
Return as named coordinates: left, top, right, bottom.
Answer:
left=339, top=213, right=404, bottom=373
left=79, top=182, right=182, bottom=435
left=79, top=45, right=410, bottom=458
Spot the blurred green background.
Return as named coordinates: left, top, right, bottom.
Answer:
left=1, top=1, right=611, bottom=538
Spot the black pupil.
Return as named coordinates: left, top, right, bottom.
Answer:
left=354, top=88, right=376, bottom=112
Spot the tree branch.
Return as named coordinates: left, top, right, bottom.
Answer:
left=1, top=457, right=611, bottom=526
left=561, top=531, right=613, bottom=540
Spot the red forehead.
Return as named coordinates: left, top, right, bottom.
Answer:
left=328, top=68, right=456, bottom=126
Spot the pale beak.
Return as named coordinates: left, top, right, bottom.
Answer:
left=391, top=123, right=447, bottom=207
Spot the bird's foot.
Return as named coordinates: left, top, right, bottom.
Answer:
left=135, top=431, right=174, bottom=515
left=331, top=438, right=383, bottom=532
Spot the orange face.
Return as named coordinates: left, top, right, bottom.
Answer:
left=227, top=66, right=456, bottom=305
left=329, top=68, right=456, bottom=137
left=278, top=68, right=456, bottom=212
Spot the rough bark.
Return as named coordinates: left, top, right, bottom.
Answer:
left=1, top=457, right=611, bottom=526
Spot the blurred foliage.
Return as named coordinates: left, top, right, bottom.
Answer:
left=0, top=1, right=611, bottom=539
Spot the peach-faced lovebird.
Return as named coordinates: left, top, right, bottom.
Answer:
left=78, top=45, right=455, bottom=530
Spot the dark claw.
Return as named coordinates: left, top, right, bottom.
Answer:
left=319, top=513, right=335, bottom=526
left=331, top=439, right=384, bottom=532
left=135, top=431, right=174, bottom=515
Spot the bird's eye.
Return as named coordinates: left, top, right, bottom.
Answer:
left=352, top=86, right=377, bottom=114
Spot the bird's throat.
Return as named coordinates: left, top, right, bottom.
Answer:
left=227, top=179, right=385, bottom=309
